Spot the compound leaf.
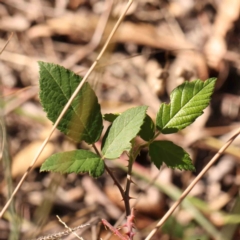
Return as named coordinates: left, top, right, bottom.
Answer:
left=156, top=78, right=216, bottom=134
left=40, top=150, right=104, bottom=178
left=39, top=61, right=103, bottom=144
left=149, top=141, right=195, bottom=171
left=102, top=106, right=147, bottom=159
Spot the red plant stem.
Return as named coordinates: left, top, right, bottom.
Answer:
left=102, top=219, right=128, bottom=240
left=125, top=208, right=135, bottom=240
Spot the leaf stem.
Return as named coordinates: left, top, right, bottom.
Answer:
left=124, top=141, right=141, bottom=216
left=92, top=143, right=126, bottom=203
left=92, top=143, right=101, bottom=157
left=153, top=130, right=161, bottom=140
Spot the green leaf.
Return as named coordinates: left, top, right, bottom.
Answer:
left=102, top=106, right=147, bottom=159
left=138, top=114, right=155, bottom=141
left=156, top=78, right=216, bottom=134
left=149, top=140, right=195, bottom=171
left=102, top=114, right=121, bottom=148
left=40, top=150, right=104, bottom=178
left=102, top=114, right=122, bottom=148
left=102, top=124, right=112, bottom=151
left=38, top=62, right=103, bottom=144
left=103, top=113, right=120, bottom=123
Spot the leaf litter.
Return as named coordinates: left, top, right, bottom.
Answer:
left=0, top=0, right=240, bottom=239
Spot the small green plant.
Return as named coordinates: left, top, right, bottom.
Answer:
left=38, top=61, right=216, bottom=238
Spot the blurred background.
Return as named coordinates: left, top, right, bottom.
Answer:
left=0, top=0, right=240, bottom=239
